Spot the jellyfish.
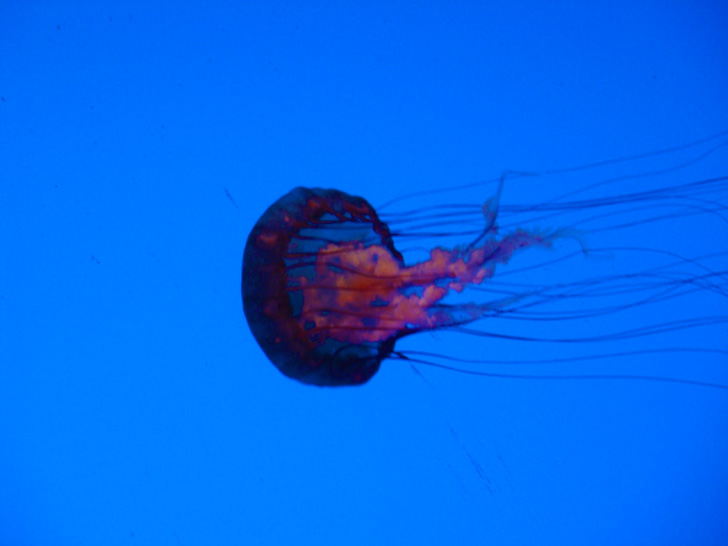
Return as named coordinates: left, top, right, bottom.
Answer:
left=242, top=132, right=728, bottom=388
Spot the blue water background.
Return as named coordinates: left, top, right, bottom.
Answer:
left=2, top=3, right=727, bottom=545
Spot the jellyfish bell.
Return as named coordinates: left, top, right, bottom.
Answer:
left=242, top=132, right=728, bottom=389
left=242, top=187, right=399, bottom=386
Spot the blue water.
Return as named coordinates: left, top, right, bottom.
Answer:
left=2, top=3, right=727, bottom=545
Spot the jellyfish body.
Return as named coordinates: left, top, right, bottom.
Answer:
left=243, top=186, right=557, bottom=386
